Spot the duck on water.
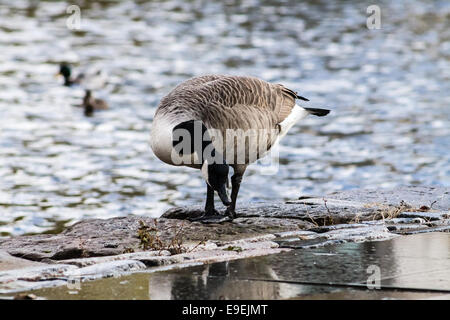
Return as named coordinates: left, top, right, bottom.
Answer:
left=57, top=63, right=107, bottom=88
left=57, top=63, right=109, bottom=116
left=82, top=89, right=108, bottom=117
left=150, top=75, right=330, bottom=220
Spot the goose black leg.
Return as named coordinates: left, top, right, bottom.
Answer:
left=190, top=184, right=222, bottom=222
left=225, top=172, right=243, bottom=219
left=204, top=184, right=219, bottom=216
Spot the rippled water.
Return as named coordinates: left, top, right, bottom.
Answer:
left=0, top=0, right=449, bottom=236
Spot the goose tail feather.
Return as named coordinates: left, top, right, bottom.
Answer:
left=303, top=107, right=330, bottom=117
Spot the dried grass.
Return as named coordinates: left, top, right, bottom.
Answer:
left=137, top=220, right=205, bottom=255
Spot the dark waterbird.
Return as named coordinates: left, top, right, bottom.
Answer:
left=82, top=89, right=108, bottom=117
left=57, top=63, right=80, bottom=87
left=57, top=63, right=107, bottom=88
left=57, top=63, right=109, bottom=117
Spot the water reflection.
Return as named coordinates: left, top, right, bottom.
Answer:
left=0, top=0, right=449, bottom=235
left=148, top=261, right=282, bottom=300
left=145, top=233, right=450, bottom=299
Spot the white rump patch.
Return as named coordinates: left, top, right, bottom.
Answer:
left=278, top=104, right=310, bottom=138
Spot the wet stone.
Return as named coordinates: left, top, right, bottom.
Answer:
left=327, top=186, right=449, bottom=211
left=163, top=200, right=380, bottom=225
left=0, top=215, right=305, bottom=262
left=385, top=218, right=427, bottom=224
left=0, top=250, right=45, bottom=272
left=386, top=224, right=430, bottom=232
left=397, top=211, right=449, bottom=221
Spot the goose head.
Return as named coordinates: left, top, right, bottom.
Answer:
left=201, top=160, right=231, bottom=206
left=83, top=89, right=94, bottom=117
left=83, top=89, right=92, bottom=102
left=58, top=63, right=72, bottom=86
left=171, top=119, right=231, bottom=206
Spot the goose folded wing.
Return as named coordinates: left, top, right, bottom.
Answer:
left=197, top=76, right=302, bottom=124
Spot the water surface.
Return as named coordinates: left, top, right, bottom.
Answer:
left=0, top=0, right=449, bottom=235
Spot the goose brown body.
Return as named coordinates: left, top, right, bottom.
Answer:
left=153, top=75, right=304, bottom=165
left=157, top=75, right=298, bottom=129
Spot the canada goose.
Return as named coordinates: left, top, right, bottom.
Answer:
left=57, top=63, right=107, bottom=89
left=150, top=75, right=330, bottom=220
left=82, top=89, right=108, bottom=117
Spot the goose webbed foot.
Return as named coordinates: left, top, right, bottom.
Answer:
left=189, top=200, right=223, bottom=222
left=205, top=208, right=220, bottom=216
left=190, top=184, right=229, bottom=222
left=223, top=170, right=244, bottom=220
left=190, top=208, right=220, bottom=221
left=224, top=207, right=236, bottom=220
left=190, top=210, right=232, bottom=223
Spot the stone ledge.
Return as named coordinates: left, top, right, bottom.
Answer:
left=0, top=186, right=448, bottom=294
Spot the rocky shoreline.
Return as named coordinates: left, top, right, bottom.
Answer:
left=0, top=186, right=448, bottom=296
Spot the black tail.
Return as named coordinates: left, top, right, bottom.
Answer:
left=304, top=108, right=330, bottom=117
